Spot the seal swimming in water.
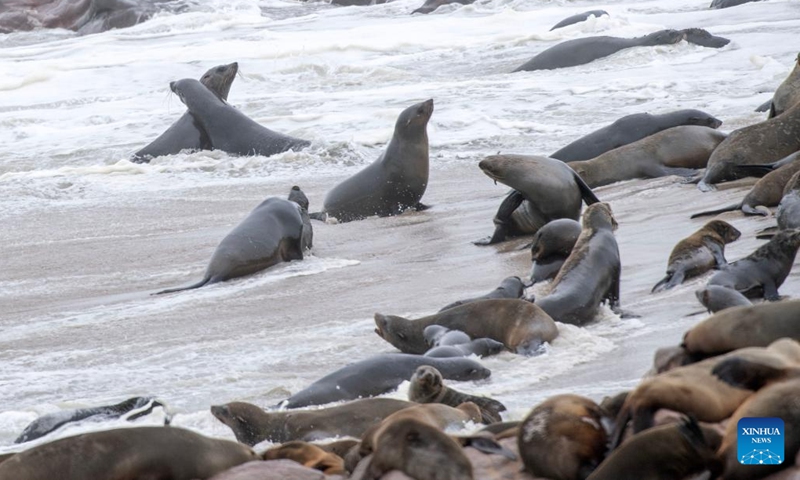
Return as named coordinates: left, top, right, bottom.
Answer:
left=132, top=62, right=238, bottom=163
left=513, top=29, right=685, bottom=72
left=651, top=220, right=741, bottom=292
left=568, top=126, right=727, bottom=188
left=211, top=398, right=414, bottom=445
left=437, top=276, right=525, bottom=312
left=374, top=298, right=559, bottom=356
left=475, top=154, right=600, bottom=245
left=707, top=229, right=800, bottom=300
left=0, top=426, right=257, bottom=480
left=14, top=396, right=167, bottom=444
left=408, top=365, right=507, bottom=423
left=695, top=285, right=752, bottom=313
left=549, top=10, right=608, bottom=31
left=169, top=78, right=310, bottom=158
left=529, top=219, right=581, bottom=284
left=155, top=187, right=312, bottom=294
left=320, top=100, right=433, bottom=222
left=551, top=110, right=722, bottom=162
left=535, top=203, right=621, bottom=326
left=280, top=353, right=490, bottom=409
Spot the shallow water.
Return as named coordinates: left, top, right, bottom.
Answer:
left=1, top=0, right=800, bottom=451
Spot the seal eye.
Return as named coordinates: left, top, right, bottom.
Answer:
left=416, top=108, right=424, bottom=115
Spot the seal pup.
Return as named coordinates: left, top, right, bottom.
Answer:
left=568, top=126, right=727, bottom=188
left=280, top=353, right=490, bottom=409
left=0, top=426, right=257, bottom=480
left=475, top=154, right=599, bottom=245
left=550, top=109, right=722, bottom=162
left=517, top=394, right=607, bottom=480
left=408, top=366, right=507, bottom=424
left=211, top=398, right=414, bottom=445
left=549, top=10, right=608, bottom=31
left=411, top=0, right=474, bottom=14
left=651, top=219, right=741, bottom=292
left=437, top=276, right=525, bottom=312
left=535, top=203, right=621, bottom=326
left=698, top=101, right=800, bottom=190
left=155, top=188, right=311, bottom=294
left=132, top=63, right=238, bottom=163
left=320, top=100, right=433, bottom=222
left=770, top=52, right=800, bottom=119
left=682, top=301, right=800, bottom=357
left=692, top=152, right=800, bottom=217
left=374, top=298, right=559, bottom=355
left=529, top=219, right=581, bottom=284
left=513, top=29, right=684, bottom=72
left=423, top=325, right=471, bottom=346
left=169, top=78, right=310, bottom=157
left=707, top=229, right=800, bottom=300
left=15, top=396, right=166, bottom=444
left=590, top=418, right=722, bottom=480
left=263, top=442, right=345, bottom=475
left=695, top=285, right=752, bottom=313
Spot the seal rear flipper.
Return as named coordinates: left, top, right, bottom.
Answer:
left=458, top=436, right=517, bottom=460
left=571, top=172, right=600, bottom=206
left=734, top=163, right=777, bottom=177
left=690, top=203, right=740, bottom=219
left=741, top=204, right=771, bottom=216
left=153, top=277, right=212, bottom=295
left=651, top=272, right=676, bottom=293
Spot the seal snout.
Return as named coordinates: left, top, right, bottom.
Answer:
left=210, top=404, right=229, bottom=420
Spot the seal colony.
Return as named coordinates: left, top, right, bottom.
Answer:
left=6, top=2, right=800, bottom=480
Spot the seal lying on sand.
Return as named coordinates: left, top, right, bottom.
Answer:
left=280, top=354, right=490, bottom=409
left=320, top=100, right=433, bottom=222
left=15, top=396, right=167, bottom=444
left=409, top=366, right=507, bottom=423
left=549, top=10, right=608, bottom=31
left=476, top=154, right=599, bottom=245
left=651, top=220, right=741, bottom=292
left=170, top=78, right=310, bottom=157
left=132, top=63, right=238, bottom=163
left=155, top=187, right=312, bottom=294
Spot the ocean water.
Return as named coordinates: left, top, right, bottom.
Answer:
left=1, top=0, right=799, bottom=452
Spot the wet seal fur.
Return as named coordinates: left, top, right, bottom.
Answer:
left=568, top=126, right=727, bottom=188
left=211, top=398, right=414, bottom=445
left=529, top=219, right=582, bottom=284
left=707, top=229, right=800, bottom=300
left=408, top=365, right=507, bottom=424
left=695, top=285, right=752, bottom=313
left=437, top=276, right=525, bottom=312
left=132, top=62, right=238, bottom=163
left=550, top=109, right=722, bottom=162
left=374, top=298, right=559, bottom=356
left=549, top=10, right=608, bottom=31
left=535, top=203, right=621, bottom=326
left=518, top=394, right=608, bottom=480
left=320, top=100, right=433, bottom=222
left=170, top=78, right=310, bottom=157
left=280, top=353, right=490, bottom=408
left=651, top=220, right=741, bottom=292
left=476, top=154, right=599, bottom=245
left=0, top=426, right=257, bottom=480
left=155, top=187, right=313, bottom=294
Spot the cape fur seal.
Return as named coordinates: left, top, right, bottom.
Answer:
left=374, top=298, right=559, bottom=356
left=280, top=353, right=490, bottom=409
left=0, top=426, right=257, bottom=480
left=15, top=396, right=166, bottom=444
left=408, top=365, right=507, bottom=424
left=549, top=10, right=608, bottom=31
left=169, top=78, right=310, bottom=157
left=211, top=398, right=414, bottom=445
left=423, top=338, right=506, bottom=358
left=535, top=203, right=621, bottom=326
left=568, top=126, right=727, bottom=188
left=437, top=277, right=525, bottom=312
left=529, top=218, right=581, bottom=284
left=476, top=154, right=599, bottom=245
left=695, top=285, right=752, bottom=313
left=132, top=63, right=238, bottom=163
left=707, top=229, right=800, bottom=300
left=155, top=187, right=312, bottom=294
left=770, top=52, right=800, bottom=119
left=651, top=220, right=741, bottom=292
left=517, top=394, right=607, bottom=480
left=759, top=170, right=800, bottom=239
left=550, top=109, right=722, bottom=162
left=321, top=100, right=433, bottom=222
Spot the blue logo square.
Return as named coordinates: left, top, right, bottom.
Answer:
left=737, top=417, right=785, bottom=465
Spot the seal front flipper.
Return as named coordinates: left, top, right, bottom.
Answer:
left=457, top=436, right=517, bottom=460
left=690, top=203, right=740, bottom=219
left=153, top=277, right=212, bottom=295
left=734, top=163, right=777, bottom=178
left=475, top=190, right=524, bottom=245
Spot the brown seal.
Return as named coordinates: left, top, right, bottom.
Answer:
left=652, top=346, right=698, bottom=374
left=517, top=394, right=607, bottom=480
left=0, top=426, right=257, bottom=480
left=770, top=52, right=800, bottom=119
left=589, top=418, right=722, bottom=480
left=263, top=442, right=345, bottom=475
left=652, top=219, right=741, bottom=292
left=535, top=202, right=622, bottom=326
left=374, top=298, right=558, bottom=356
left=210, top=398, right=413, bottom=445
left=408, top=365, right=507, bottom=423
left=682, top=300, right=800, bottom=357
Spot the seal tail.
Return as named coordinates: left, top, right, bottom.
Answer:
left=690, top=203, right=740, bottom=219
left=153, top=277, right=211, bottom=295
